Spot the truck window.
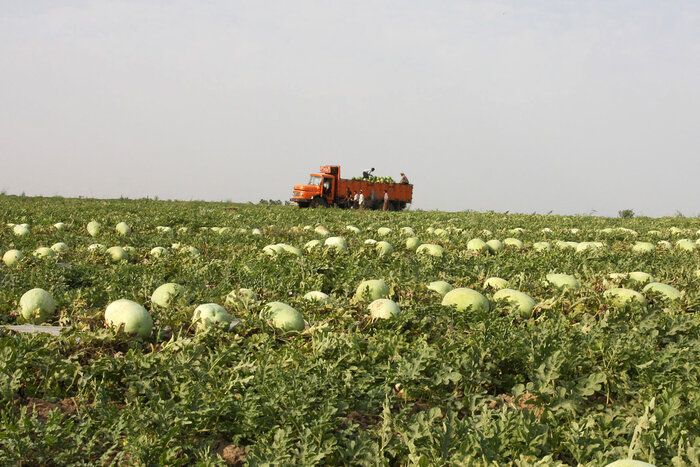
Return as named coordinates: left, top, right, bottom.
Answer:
left=309, top=176, right=322, bottom=186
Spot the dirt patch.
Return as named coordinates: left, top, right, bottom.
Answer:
left=488, top=392, right=544, bottom=419
left=23, top=397, right=77, bottom=422
left=408, top=401, right=431, bottom=415
left=213, top=438, right=247, bottom=466
left=515, top=392, right=541, bottom=413
left=344, top=411, right=380, bottom=429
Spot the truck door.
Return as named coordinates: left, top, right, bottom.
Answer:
left=322, top=177, right=333, bottom=201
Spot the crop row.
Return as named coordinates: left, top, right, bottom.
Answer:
left=0, top=196, right=697, bottom=465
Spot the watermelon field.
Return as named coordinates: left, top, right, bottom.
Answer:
left=0, top=195, right=698, bottom=466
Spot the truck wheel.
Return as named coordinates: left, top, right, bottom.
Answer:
left=297, top=202, right=310, bottom=209
left=310, top=197, right=328, bottom=208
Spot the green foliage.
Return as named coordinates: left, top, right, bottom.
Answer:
left=351, top=176, right=396, bottom=183
left=0, top=195, right=698, bottom=465
left=619, top=210, right=635, bottom=219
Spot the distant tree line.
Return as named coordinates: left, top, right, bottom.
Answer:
left=618, top=209, right=635, bottom=218
left=258, top=199, right=291, bottom=206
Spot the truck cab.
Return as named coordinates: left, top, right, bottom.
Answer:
left=291, top=169, right=337, bottom=208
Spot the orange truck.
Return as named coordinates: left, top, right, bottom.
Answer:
left=291, top=165, right=413, bottom=210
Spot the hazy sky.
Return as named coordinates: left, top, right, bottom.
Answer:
left=1, top=1, right=699, bottom=217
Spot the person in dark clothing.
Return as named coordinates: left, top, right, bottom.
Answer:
left=362, top=168, right=375, bottom=178
left=399, top=172, right=409, bottom=184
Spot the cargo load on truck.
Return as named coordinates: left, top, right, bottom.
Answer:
left=290, top=165, right=413, bottom=210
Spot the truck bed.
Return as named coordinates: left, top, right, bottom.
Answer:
left=338, top=178, right=413, bottom=204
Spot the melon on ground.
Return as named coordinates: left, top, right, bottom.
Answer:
left=427, top=280, right=452, bottom=296
left=603, top=288, right=648, bottom=308
left=19, top=288, right=56, bottom=324
left=149, top=247, right=169, bottom=258
left=192, top=303, right=231, bottom=331
left=405, top=237, right=421, bottom=250
left=2, top=249, right=24, bottom=267
left=260, top=301, right=296, bottom=320
left=354, top=280, right=390, bottom=301
left=466, top=238, right=488, bottom=253
left=116, top=222, right=131, bottom=235
left=106, top=246, right=129, bottom=262
left=632, top=242, right=654, bottom=253
left=441, top=288, right=489, bottom=313
left=303, top=291, right=330, bottom=303
left=51, top=242, right=69, bottom=253
left=504, top=238, right=525, bottom=249
left=324, top=237, right=348, bottom=252
left=642, top=282, right=681, bottom=301
left=416, top=244, right=444, bottom=257
left=88, top=243, right=106, bottom=253
left=13, top=225, right=30, bottom=236
left=265, top=304, right=305, bottom=332
left=151, top=283, right=188, bottom=308
left=368, top=299, right=401, bottom=319
left=484, top=277, right=510, bottom=291
left=486, top=239, right=504, bottom=254
left=87, top=221, right=101, bottom=236
left=375, top=241, right=394, bottom=256
left=226, top=288, right=258, bottom=310
left=604, top=460, right=656, bottom=467
left=104, top=299, right=153, bottom=338
left=304, top=240, right=322, bottom=251
left=545, top=273, right=580, bottom=290
left=628, top=272, right=654, bottom=285
left=493, top=288, right=536, bottom=318
left=675, top=239, right=696, bottom=251
left=34, top=247, right=57, bottom=259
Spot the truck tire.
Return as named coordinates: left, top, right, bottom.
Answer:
left=310, top=197, right=328, bottom=208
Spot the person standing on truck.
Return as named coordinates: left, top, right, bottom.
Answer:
left=382, top=190, right=390, bottom=211
left=399, top=172, right=409, bottom=184
left=362, top=168, right=375, bottom=179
